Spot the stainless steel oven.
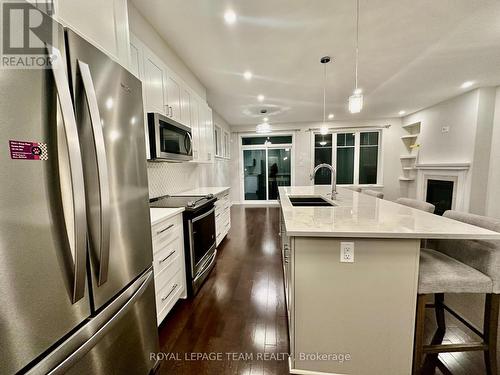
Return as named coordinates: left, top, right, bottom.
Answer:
left=147, top=112, right=192, bottom=161
left=188, top=206, right=217, bottom=292
left=150, top=194, right=217, bottom=295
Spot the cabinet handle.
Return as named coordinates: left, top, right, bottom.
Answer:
left=156, top=223, right=174, bottom=235
left=159, top=250, right=176, bottom=264
left=161, top=283, right=178, bottom=301
left=169, top=106, right=173, bottom=117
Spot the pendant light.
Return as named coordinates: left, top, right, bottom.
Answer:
left=349, top=0, right=363, bottom=114
left=320, top=56, right=331, bottom=135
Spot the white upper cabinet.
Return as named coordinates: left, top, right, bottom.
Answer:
left=143, top=49, right=167, bottom=116
left=190, top=95, right=201, bottom=162
left=128, top=33, right=215, bottom=163
left=165, top=73, right=182, bottom=123
left=180, top=88, right=192, bottom=127
left=205, top=106, right=214, bottom=162
left=54, top=0, right=130, bottom=67
left=129, top=35, right=143, bottom=79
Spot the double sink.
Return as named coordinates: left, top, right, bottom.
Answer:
left=288, top=196, right=336, bottom=207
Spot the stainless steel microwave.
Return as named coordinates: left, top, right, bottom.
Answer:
left=147, top=112, right=193, bottom=161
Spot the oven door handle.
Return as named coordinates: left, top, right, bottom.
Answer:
left=191, top=207, right=215, bottom=223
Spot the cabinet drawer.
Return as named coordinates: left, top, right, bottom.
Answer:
left=156, top=270, right=184, bottom=324
left=151, top=215, right=182, bottom=253
left=154, top=247, right=183, bottom=290
left=153, top=236, right=182, bottom=277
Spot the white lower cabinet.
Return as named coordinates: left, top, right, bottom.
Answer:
left=151, top=212, right=186, bottom=326
left=215, top=190, right=231, bottom=246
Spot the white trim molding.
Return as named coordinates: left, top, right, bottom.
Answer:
left=415, top=162, right=471, bottom=170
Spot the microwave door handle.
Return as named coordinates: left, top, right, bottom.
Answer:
left=49, top=46, right=88, bottom=303
left=185, top=132, right=193, bottom=155
left=78, top=61, right=111, bottom=286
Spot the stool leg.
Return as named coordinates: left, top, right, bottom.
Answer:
left=413, top=294, right=427, bottom=375
left=435, top=293, right=446, bottom=332
left=484, top=294, right=499, bottom=375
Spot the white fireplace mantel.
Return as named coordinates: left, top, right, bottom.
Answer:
left=416, top=163, right=471, bottom=211
left=415, top=162, right=471, bottom=170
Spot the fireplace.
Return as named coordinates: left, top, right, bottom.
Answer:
left=426, top=179, right=454, bottom=215
left=416, top=163, right=470, bottom=213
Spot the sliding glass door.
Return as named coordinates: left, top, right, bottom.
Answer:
left=242, top=136, right=293, bottom=201
left=243, top=149, right=266, bottom=200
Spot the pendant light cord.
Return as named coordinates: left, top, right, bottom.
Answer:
left=355, top=0, right=359, bottom=91
left=323, top=62, right=327, bottom=123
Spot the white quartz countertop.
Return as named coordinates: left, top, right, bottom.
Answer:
left=176, top=186, right=230, bottom=196
left=279, top=186, right=500, bottom=239
left=149, top=207, right=184, bottom=226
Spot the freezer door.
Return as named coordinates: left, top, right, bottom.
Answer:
left=0, top=15, right=91, bottom=375
left=26, top=270, right=160, bottom=375
left=65, top=29, right=153, bottom=310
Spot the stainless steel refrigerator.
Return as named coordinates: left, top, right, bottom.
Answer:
left=0, top=7, right=159, bottom=375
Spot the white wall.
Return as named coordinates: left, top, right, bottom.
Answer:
left=402, top=88, right=497, bottom=214
left=229, top=119, right=407, bottom=204
left=486, top=86, right=500, bottom=219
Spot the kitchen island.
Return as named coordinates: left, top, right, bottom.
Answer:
left=278, top=186, right=500, bottom=375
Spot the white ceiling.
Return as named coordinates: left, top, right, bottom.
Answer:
left=132, top=0, right=500, bottom=126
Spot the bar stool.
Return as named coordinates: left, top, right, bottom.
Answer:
left=414, top=211, right=500, bottom=375
left=363, top=189, right=384, bottom=199
left=396, top=198, right=435, bottom=214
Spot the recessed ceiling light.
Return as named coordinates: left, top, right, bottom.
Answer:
left=257, top=94, right=265, bottom=102
left=353, top=88, right=363, bottom=95
left=461, top=81, right=474, bottom=89
left=328, top=113, right=334, bottom=119
left=243, top=71, right=252, bottom=80
left=263, top=117, right=269, bottom=122
left=224, top=10, right=237, bottom=24
left=398, top=110, right=406, bottom=115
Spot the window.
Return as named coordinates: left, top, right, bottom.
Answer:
left=242, top=135, right=293, bottom=146
left=359, top=132, right=379, bottom=184
left=314, top=134, right=332, bottom=184
left=313, top=130, right=381, bottom=185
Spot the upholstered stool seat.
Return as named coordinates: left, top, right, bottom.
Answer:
left=396, top=198, right=435, bottom=214
left=413, top=210, right=500, bottom=375
left=363, top=189, right=384, bottom=199
left=419, top=248, right=492, bottom=294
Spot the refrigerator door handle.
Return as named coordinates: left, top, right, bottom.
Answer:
left=77, top=60, right=111, bottom=286
left=49, top=46, right=88, bottom=303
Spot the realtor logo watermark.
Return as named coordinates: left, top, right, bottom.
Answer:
left=0, top=0, right=58, bottom=68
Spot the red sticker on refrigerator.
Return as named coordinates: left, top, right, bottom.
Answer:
left=9, top=140, right=48, bottom=160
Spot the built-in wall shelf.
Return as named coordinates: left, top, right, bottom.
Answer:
left=399, top=121, right=421, bottom=183
left=401, top=134, right=419, bottom=140
left=402, top=121, right=421, bottom=129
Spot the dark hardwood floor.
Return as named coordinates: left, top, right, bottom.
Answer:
left=157, top=206, right=289, bottom=375
left=157, top=206, right=488, bottom=375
